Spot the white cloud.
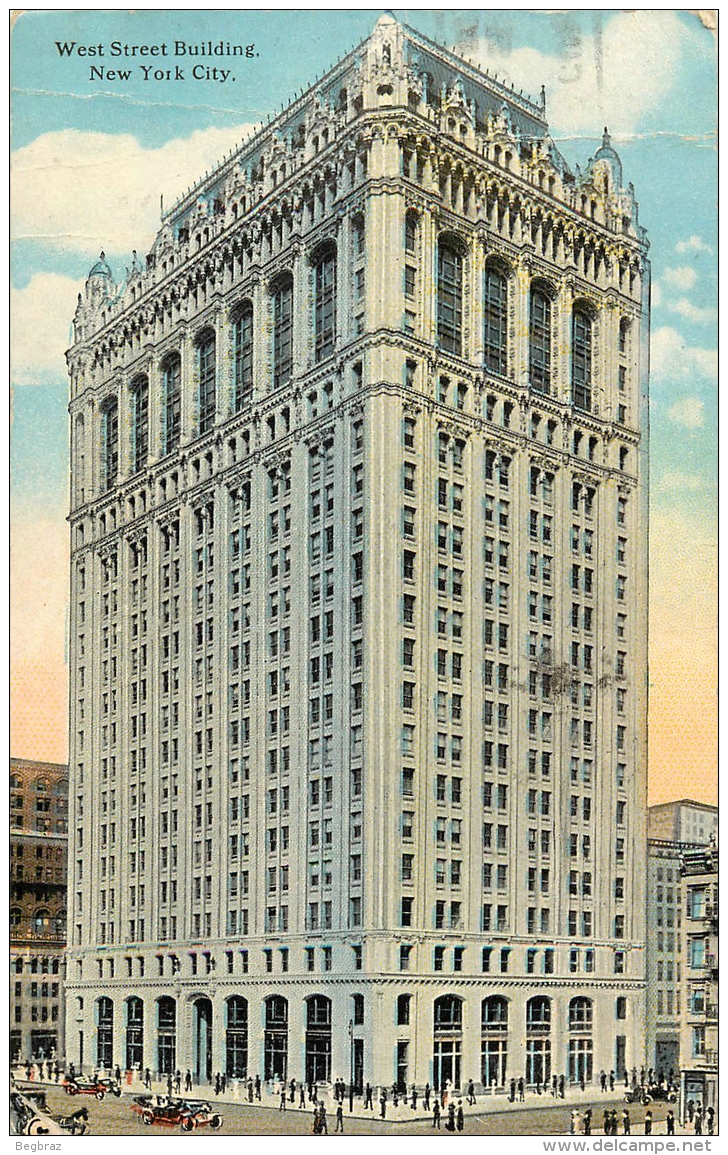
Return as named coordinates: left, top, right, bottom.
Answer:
left=655, top=471, right=706, bottom=494
left=676, top=235, right=713, bottom=255
left=667, top=397, right=705, bottom=429
left=11, top=122, right=255, bottom=258
left=650, top=326, right=717, bottom=381
left=465, top=10, right=687, bottom=136
left=666, top=298, right=717, bottom=324
left=662, top=266, right=698, bottom=291
left=11, top=272, right=84, bottom=383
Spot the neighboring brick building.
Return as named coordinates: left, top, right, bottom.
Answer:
left=10, top=758, right=68, bottom=1063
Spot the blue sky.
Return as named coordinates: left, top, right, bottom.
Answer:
left=10, top=9, right=717, bottom=801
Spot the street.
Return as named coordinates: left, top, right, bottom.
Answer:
left=29, top=1085, right=681, bottom=1137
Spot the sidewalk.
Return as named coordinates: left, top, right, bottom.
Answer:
left=11, top=1068, right=641, bottom=1126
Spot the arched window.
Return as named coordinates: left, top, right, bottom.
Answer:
left=96, top=996, right=113, bottom=1067
left=33, top=908, right=50, bottom=933
left=305, top=995, right=332, bottom=1084
left=481, top=997, right=508, bottom=1087
left=162, top=355, right=181, bottom=455
left=437, top=238, right=463, bottom=356
left=272, top=274, right=294, bottom=388
left=264, top=995, right=288, bottom=1081
left=226, top=995, right=248, bottom=1079
left=314, top=245, right=336, bottom=362
left=484, top=263, right=508, bottom=376
left=529, top=285, right=552, bottom=393
left=569, top=997, right=593, bottom=1031
left=131, top=375, right=149, bottom=473
left=125, top=996, right=143, bottom=1069
left=101, top=398, right=119, bottom=491
left=526, top=996, right=551, bottom=1086
left=568, top=998, right=593, bottom=1084
left=157, top=996, right=176, bottom=1074
left=572, top=308, right=593, bottom=411
left=197, top=329, right=216, bottom=434
left=433, top=995, right=463, bottom=1091
left=233, top=302, right=254, bottom=411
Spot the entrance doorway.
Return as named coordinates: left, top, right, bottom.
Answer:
left=193, top=998, right=213, bottom=1083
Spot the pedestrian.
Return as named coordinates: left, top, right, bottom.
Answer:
left=175, top=1070, right=182, bottom=1094
left=552, top=1075, right=558, bottom=1097
left=300, top=1084, right=306, bottom=1108
left=221, top=1073, right=227, bottom=1093
left=114, top=1064, right=121, bottom=1084
left=54, top=1062, right=60, bottom=1083
left=312, top=1106, right=320, bottom=1135
left=411, top=1085, right=418, bottom=1110
left=185, top=1070, right=192, bottom=1092
left=214, top=1072, right=221, bottom=1096
left=666, top=1110, right=675, bottom=1136
left=687, top=1099, right=695, bottom=1122
left=467, top=1079, right=475, bottom=1106
left=622, top=1109, right=631, bottom=1135
left=312, top=1082, right=318, bottom=1104
left=255, top=1074, right=261, bottom=1100
left=609, top=1070, right=615, bottom=1091
left=318, top=1104, right=328, bottom=1134
left=456, top=1101, right=464, bottom=1132
left=424, top=1083, right=431, bottom=1110
left=380, top=1095, right=386, bottom=1119
left=365, top=1082, right=373, bottom=1109
left=167, top=1072, right=173, bottom=1097
left=335, top=1104, right=344, bottom=1132
left=644, top=1110, right=652, bottom=1135
left=509, top=1078, right=516, bottom=1102
left=600, top=1070, right=606, bottom=1093
left=289, top=1077, right=296, bottom=1102
left=144, top=1067, right=151, bottom=1090
left=706, top=1107, right=715, bottom=1135
left=518, top=1077, right=525, bottom=1102
left=349, top=1083, right=354, bottom=1112
left=584, top=1109, right=592, bottom=1136
left=570, top=1110, right=579, bottom=1135
left=580, top=1073, right=585, bottom=1092
left=603, top=1109, right=611, bottom=1135
left=279, top=1087, right=287, bottom=1111
left=694, top=1107, right=703, bottom=1136
left=611, top=1110, right=619, bottom=1134
left=433, top=1101, right=441, bottom=1129
left=247, top=1078, right=254, bottom=1102
left=447, top=1102, right=456, bottom=1131
left=559, top=1074, right=565, bottom=1099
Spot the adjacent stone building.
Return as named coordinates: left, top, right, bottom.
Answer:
left=679, top=843, right=718, bottom=1118
left=10, top=758, right=68, bottom=1064
left=644, top=800, right=717, bottom=1081
left=64, top=15, right=650, bottom=1090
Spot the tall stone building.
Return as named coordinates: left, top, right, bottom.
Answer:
left=65, top=15, right=649, bottom=1090
left=10, top=758, right=68, bottom=1064
left=678, top=844, right=718, bottom=1117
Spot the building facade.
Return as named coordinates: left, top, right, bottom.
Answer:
left=679, top=845, right=718, bottom=1117
left=649, top=800, right=718, bottom=847
left=643, top=800, right=717, bottom=1078
left=65, top=16, right=650, bottom=1090
left=10, top=758, right=68, bottom=1064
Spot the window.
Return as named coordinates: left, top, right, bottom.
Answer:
left=530, top=287, right=552, bottom=392
left=197, top=330, right=216, bottom=434
left=484, top=264, right=508, bottom=375
left=572, top=309, right=593, bottom=411
left=131, top=376, right=149, bottom=473
left=314, top=246, right=336, bottom=361
left=102, top=399, right=119, bottom=491
left=273, top=274, right=293, bottom=387
left=437, top=239, right=463, bottom=356
left=233, top=302, right=254, bottom=408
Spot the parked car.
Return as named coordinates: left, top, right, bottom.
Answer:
left=63, top=1075, right=120, bottom=1100
left=131, top=1095, right=223, bottom=1131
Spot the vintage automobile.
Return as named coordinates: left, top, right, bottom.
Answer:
left=131, top=1095, right=223, bottom=1131
left=63, top=1075, right=120, bottom=1100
